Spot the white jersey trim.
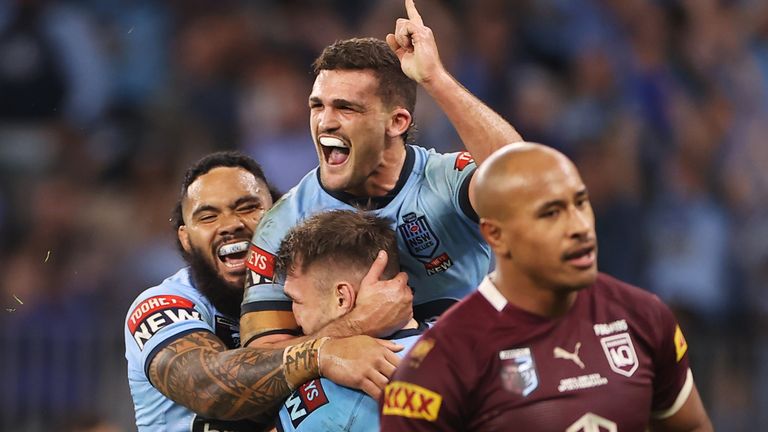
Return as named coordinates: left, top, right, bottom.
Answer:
left=478, top=275, right=508, bottom=312
left=652, top=368, right=693, bottom=419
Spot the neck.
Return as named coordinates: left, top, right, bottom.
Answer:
left=491, top=269, right=579, bottom=318
left=347, top=140, right=406, bottom=197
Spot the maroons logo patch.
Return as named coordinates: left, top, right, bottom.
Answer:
left=128, top=295, right=202, bottom=350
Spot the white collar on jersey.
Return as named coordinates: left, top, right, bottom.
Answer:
left=478, top=275, right=508, bottom=312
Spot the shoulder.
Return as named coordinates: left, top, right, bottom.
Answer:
left=424, top=292, right=494, bottom=350
left=591, top=272, right=674, bottom=332
left=592, top=273, right=663, bottom=308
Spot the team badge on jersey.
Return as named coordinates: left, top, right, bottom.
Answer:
left=245, top=245, right=276, bottom=285
left=284, top=379, right=329, bottom=428
left=398, top=212, right=440, bottom=259
left=454, top=151, right=474, bottom=171
left=127, top=295, right=202, bottom=350
left=499, top=347, right=539, bottom=397
left=600, top=333, right=638, bottom=377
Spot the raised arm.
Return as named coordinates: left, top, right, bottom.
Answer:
left=386, top=0, right=523, bottom=167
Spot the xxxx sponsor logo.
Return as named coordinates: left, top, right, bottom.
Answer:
left=382, top=381, right=442, bottom=421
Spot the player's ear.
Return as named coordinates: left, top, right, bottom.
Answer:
left=386, top=107, right=412, bottom=138
left=480, top=219, right=512, bottom=259
left=335, top=281, right=356, bottom=314
left=178, top=225, right=192, bottom=254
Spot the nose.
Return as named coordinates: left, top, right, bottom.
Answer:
left=218, top=211, right=246, bottom=235
left=568, top=205, right=594, bottom=240
left=317, top=107, right=340, bottom=132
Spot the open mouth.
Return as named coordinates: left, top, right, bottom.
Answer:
left=217, top=240, right=250, bottom=269
left=320, top=136, right=350, bottom=166
left=562, top=245, right=596, bottom=268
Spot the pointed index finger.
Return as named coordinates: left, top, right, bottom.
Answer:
left=405, top=0, right=423, bottom=26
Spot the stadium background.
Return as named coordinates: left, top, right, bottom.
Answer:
left=0, top=0, right=765, bottom=430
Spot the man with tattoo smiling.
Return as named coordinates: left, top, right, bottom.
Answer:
left=124, top=152, right=408, bottom=431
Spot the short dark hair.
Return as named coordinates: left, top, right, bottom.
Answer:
left=313, top=37, right=417, bottom=116
left=275, top=210, right=399, bottom=286
left=171, top=151, right=278, bottom=232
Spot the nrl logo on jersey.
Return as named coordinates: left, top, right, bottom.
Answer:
left=499, top=347, right=539, bottom=397
left=398, top=212, right=440, bottom=259
left=600, top=333, right=639, bottom=377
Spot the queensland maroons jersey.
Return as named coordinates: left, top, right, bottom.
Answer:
left=125, top=268, right=262, bottom=432
left=277, top=323, right=427, bottom=432
left=380, top=273, right=694, bottom=431
left=243, top=145, right=489, bottom=322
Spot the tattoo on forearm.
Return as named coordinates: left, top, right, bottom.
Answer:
left=149, top=331, right=291, bottom=419
left=282, top=337, right=326, bottom=389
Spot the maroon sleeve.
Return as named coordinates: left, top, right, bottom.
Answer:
left=650, top=296, right=692, bottom=417
left=379, top=333, right=470, bottom=431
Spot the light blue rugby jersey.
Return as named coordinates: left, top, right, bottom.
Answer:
left=276, top=323, right=428, bottom=432
left=243, top=145, right=491, bottom=324
left=124, top=268, right=262, bottom=432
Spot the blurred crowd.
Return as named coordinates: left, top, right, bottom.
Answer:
left=0, top=0, right=766, bottom=430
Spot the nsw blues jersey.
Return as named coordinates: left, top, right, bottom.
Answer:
left=125, top=268, right=260, bottom=432
left=243, top=145, right=490, bottom=322
left=277, top=323, right=428, bottom=431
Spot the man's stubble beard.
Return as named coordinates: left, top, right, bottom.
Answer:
left=185, top=245, right=243, bottom=319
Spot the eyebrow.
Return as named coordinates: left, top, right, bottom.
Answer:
left=309, top=96, right=365, bottom=110
left=190, top=196, right=262, bottom=219
left=536, top=188, right=589, bottom=211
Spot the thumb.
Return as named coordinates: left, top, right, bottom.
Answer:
left=361, top=250, right=388, bottom=285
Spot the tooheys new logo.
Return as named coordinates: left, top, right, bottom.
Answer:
left=128, top=295, right=202, bottom=350
left=245, top=245, right=275, bottom=285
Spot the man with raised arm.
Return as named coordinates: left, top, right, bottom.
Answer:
left=241, top=0, right=522, bottom=351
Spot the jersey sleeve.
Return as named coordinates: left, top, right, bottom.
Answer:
left=423, top=150, right=478, bottom=223
left=379, top=333, right=468, bottom=431
left=649, top=297, right=693, bottom=419
left=124, top=287, right=213, bottom=382
left=242, top=198, right=295, bottom=313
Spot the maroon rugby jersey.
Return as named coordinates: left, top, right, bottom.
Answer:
left=380, top=273, right=693, bottom=431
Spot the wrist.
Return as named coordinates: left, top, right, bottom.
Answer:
left=282, top=337, right=329, bottom=389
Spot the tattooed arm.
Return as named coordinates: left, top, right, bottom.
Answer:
left=148, top=331, right=402, bottom=420
left=148, top=330, right=322, bottom=420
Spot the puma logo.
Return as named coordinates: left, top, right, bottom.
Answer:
left=554, top=342, right=585, bottom=369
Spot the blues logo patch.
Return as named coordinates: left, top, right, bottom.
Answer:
left=499, top=347, right=539, bottom=396
left=398, top=212, right=440, bottom=259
